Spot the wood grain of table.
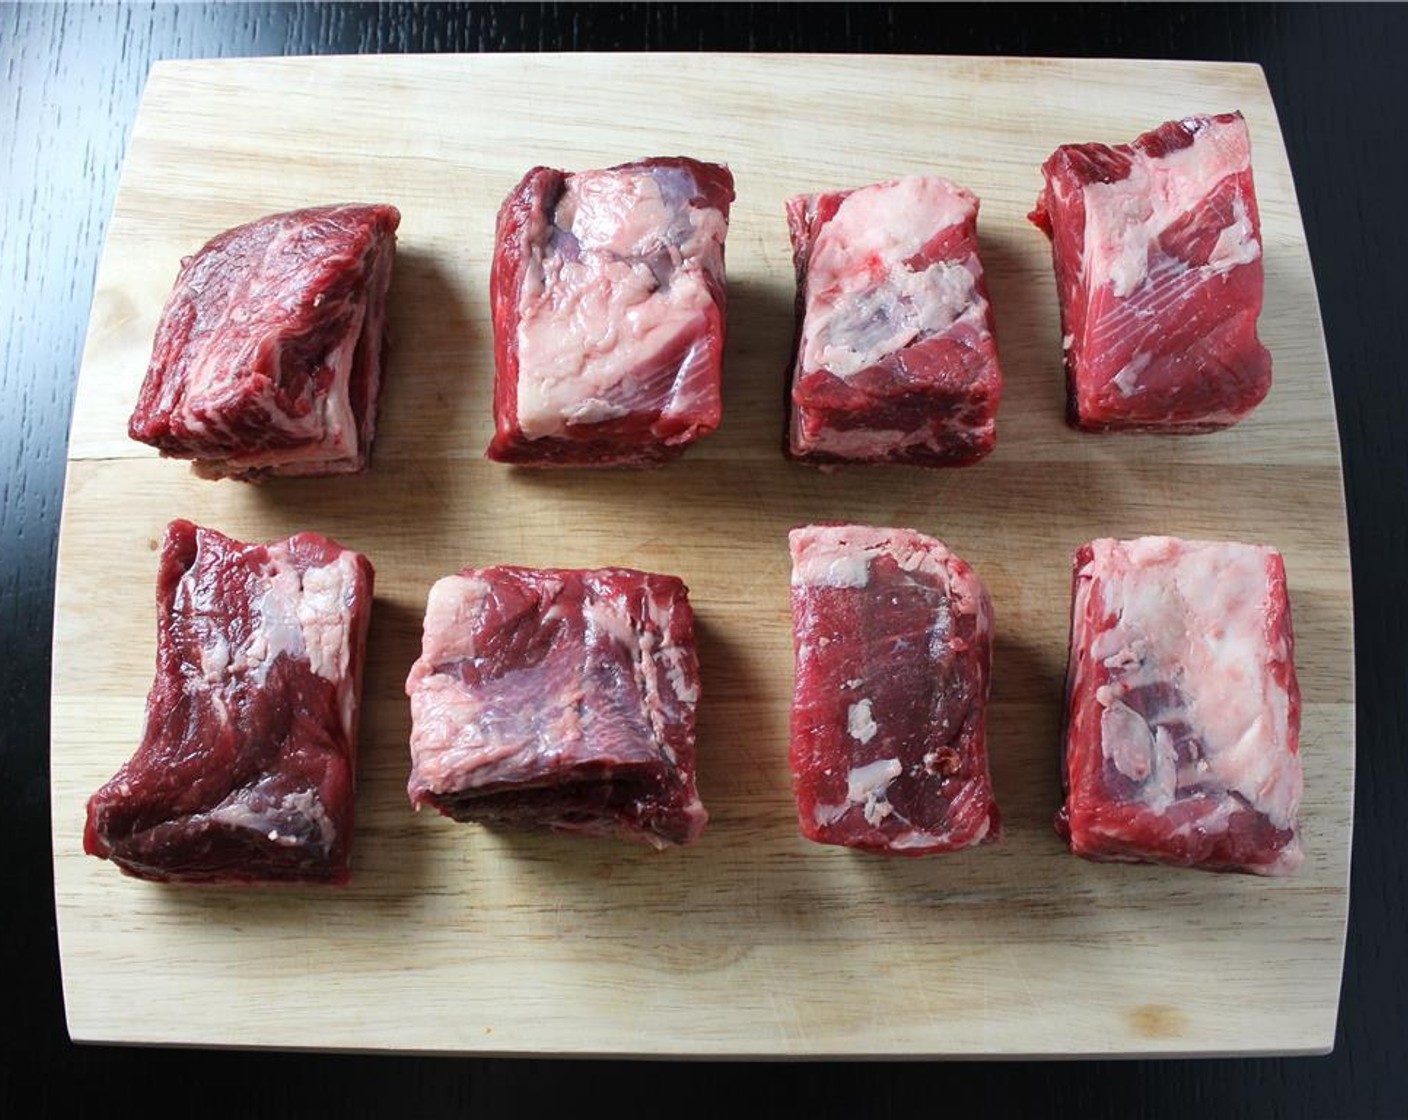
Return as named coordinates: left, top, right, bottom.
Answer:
left=3, top=2, right=1405, bottom=1114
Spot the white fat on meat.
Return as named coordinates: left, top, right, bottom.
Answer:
left=1208, top=193, right=1262, bottom=273
left=788, top=525, right=990, bottom=639
left=1083, top=536, right=1299, bottom=831
left=416, top=572, right=507, bottom=669
left=814, top=757, right=903, bottom=828
left=191, top=541, right=362, bottom=738
left=295, top=559, right=357, bottom=683
left=661, top=647, right=699, bottom=705
left=644, top=591, right=700, bottom=705
left=199, top=634, right=231, bottom=683
left=1111, top=351, right=1152, bottom=397
left=847, top=699, right=878, bottom=744
left=847, top=757, right=902, bottom=826
left=515, top=167, right=728, bottom=440
left=1081, top=115, right=1261, bottom=302
left=798, top=175, right=987, bottom=378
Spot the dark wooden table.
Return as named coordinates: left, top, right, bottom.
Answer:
left=3, top=4, right=1404, bottom=1114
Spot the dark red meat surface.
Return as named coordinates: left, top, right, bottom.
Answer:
left=1029, top=113, right=1271, bottom=432
left=788, top=525, right=1000, bottom=855
left=128, top=203, right=400, bottom=479
left=84, top=520, right=375, bottom=884
left=405, top=566, right=707, bottom=848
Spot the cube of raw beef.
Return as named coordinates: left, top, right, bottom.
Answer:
left=785, top=176, right=1003, bottom=466
left=788, top=525, right=1001, bottom=854
left=487, top=158, right=734, bottom=467
left=1029, top=113, right=1272, bottom=432
left=128, top=203, right=400, bottom=480
left=405, top=566, right=707, bottom=848
left=1057, top=536, right=1303, bottom=875
left=84, top=520, right=375, bottom=884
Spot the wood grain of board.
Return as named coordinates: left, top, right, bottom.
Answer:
left=51, top=53, right=1351, bottom=1057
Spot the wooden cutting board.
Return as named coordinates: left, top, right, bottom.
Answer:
left=52, top=53, right=1352, bottom=1057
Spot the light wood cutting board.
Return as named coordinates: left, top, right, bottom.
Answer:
left=52, top=53, right=1352, bottom=1057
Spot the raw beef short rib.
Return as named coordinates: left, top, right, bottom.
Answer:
left=405, top=566, right=707, bottom=848
left=487, top=158, right=734, bottom=467
left=1058, top=536, right=1302, bottom=875
left=84, top=520, right=375, bottom=884
left=1030, top=113, right=1271, bottom=432
left=128, top=203, right=400, bottom=479
left=786, top=176, right=1003, bottom=466
left=788, top=525, right=1001, bottom=854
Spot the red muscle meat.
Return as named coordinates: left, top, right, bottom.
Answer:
left=788, top=525, right=1000, bottom=854
left=128, top=203, right=400, bottom=479
left=487, top=158, right=734, bottom=467
left=84, top=521, right=375, bottom=884
left=1030, top=113, right=1271, bottom=432
left=405, top=566, right=707, bottom=848
left=786, top=176, right=1003, bottom=466
left=1058, top=537, right=1302, bottom=875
